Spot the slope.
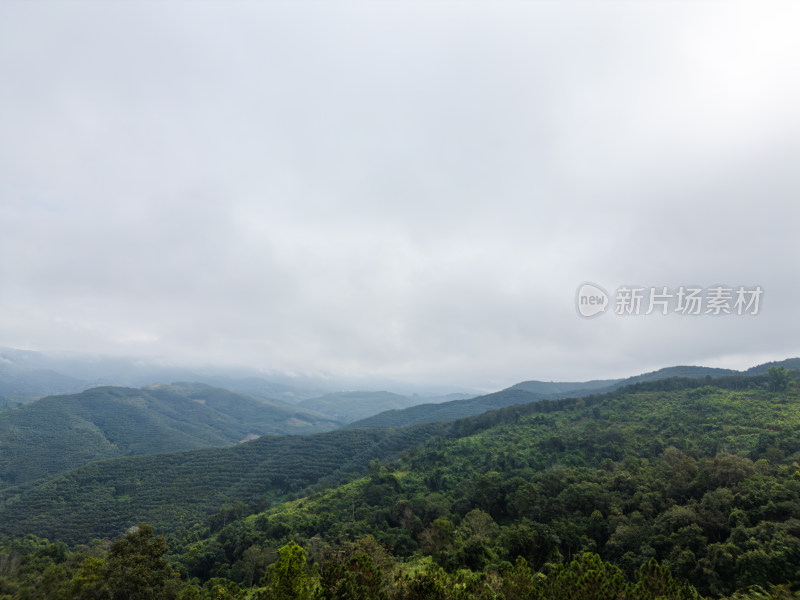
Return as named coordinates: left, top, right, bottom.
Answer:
left=0, top=369, right=784, bottom=546
left=175, top=371, right=800, bottom=597
left=0, top=423, right=449, bottom=544
left=349, top=362, right=788, bottom=428
left=0, top=383, right=338, bottom=486
left=0, top=352, right=89, bottom=404
left=297, top=391, right=436, bottom=423
left=347, top=388, right=544, bottom=428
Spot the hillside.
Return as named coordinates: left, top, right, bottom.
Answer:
left=169, top=371, right=800, bottom=597
left=296, top=391, right=468, bottom=423
left=0, top=423, right=449, bottom=543
left=0, top=382, right=338, bottom=486
left=1, top=369, right=799, bottom=598
left=508, top=377, right=622, bottom=395
left=746, top=357, right=800, bottom=373
left=348, top=388, right=543, bottom=428
left=351, top=363, right=793, bottom=429
left=0, top=352, right=89, bottom=404
left=0, top=371, right=788, bottom=543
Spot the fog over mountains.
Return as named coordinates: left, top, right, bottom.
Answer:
left=0, top=346, right=480, bottom=406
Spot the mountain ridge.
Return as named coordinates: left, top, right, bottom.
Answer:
left=349, top=360, right=799, bottom=428
left=0, top=382, right=339, bottom=486
left=0, top=367, right=794, bottom=550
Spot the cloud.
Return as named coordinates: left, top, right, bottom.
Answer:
left=0, top=2, right=798, bottom=389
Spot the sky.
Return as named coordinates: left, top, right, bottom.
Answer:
left=1, top=1, right=799, bottom=391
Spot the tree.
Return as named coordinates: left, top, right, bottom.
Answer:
left=631, top=558, right=702, bottom=599
left=536, top=552, right=628, bottom=600
left=768, top=367, right=790, bottom=392
left=67, top=556, right=111, bottom=600
left=257, top=541, right=314, bottom=600
left=317, top=554, right=386, bottom=600
left=233, top=545, right=275, bottom=588
left=418, top=518, right=456, bottom=568
left=104, top=523, right=180, bottom=600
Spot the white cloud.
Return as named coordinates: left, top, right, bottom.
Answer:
left=0, top=1, right=798, bottom=388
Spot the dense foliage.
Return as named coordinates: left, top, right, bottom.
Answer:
left=0, top=422, right=450, bottom=543
left=0, top=527, right=706, bottom=599
left=1, top=369, right=799, bottom=598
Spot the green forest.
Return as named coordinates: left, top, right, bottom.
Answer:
left=1, top=368, right=799, bottom=599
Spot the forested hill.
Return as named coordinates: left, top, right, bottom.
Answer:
left=0, top=421, right=452, bottom=543
left=0, top=382, right=338, bottom=486
left=349, top=362, right=796, bottom=429
left=347, top=388, right=544, bottom=428
left=0, top=371, right=793, bottom=541
left=1, top=370, right=799, bottom=598
left=296, top=391, right=437, bottom=423
left=169, top=369, right=800, bottom=598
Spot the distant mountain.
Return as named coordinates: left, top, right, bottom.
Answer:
left=745, top=357, right=800, bottom=373
left=509, top=365, right=738, bottom=396
left=296, top=391, right=473, bottom=423
left=509, top=378, right=622, bottom=395
left=0, top=347, right=341, bottom=403
left=621, top=364, right=739, bottom=383
left=0, top=349, right=90, bottom=403
left=297, top=391, right=418, bottom=422
left=0, top=382, right=339, bottom=486
left=0, top=346, right=474, bottom=404
left=348, top=388, right=542, bottom=428
left=349, top=362, right=796, bottom=429
left=190, top=376, right=332, bottom=403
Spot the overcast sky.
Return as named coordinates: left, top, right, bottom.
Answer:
left=1, top=1, right=798, bottom=390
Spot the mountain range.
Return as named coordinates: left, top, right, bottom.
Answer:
left=0, top=356, right=799, bottom=598
left=348, top=362, right=797, bottom=428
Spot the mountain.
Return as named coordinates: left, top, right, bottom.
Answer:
left=1, top=368, right=798, bottom=599
left=181, top=371, right=798, bottom=598
left=295, top=391, right=473, bottom=423
left=620, top=364, right=739, bottom=383
left=3, top=365, right=800, bottom=599
left=508, top=378, right=623, bottom=395
left=349, top=363, right=784, bottom=428
left=0, top=346, right=479, bottom=407
left=0, top=350, right=90, bottom=403
left=297, top=391, right=418, bottom=422
left=745, top=357, right=800, bottom=373
left=0, top=382, right=338, bottom=486
left=0, top=346, right=342, bottom=404
left=347, top=388, right=543, bottom=428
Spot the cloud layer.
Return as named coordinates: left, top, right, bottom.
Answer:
left=1, top=2, right=798, bottom=389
